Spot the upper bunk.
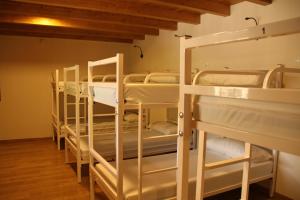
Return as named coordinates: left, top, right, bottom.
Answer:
left=179, top=17, right=300, bottom=156
left=88, top=54, right=179, bottom=109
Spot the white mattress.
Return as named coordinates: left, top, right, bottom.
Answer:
left=64, top=120, right=138, bottom=135
left=93, top=84, right=179, bottom=104
left=194, top=96, right=300, bottom=141
left=71, top=129, right=179, bottom=160
left=64, top=82, right=88, bottom=96
left=95, top=149, right=273, bottom=200
left=196, top=73, right=264, bottom=87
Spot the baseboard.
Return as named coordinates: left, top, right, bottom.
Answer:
left=0, top=137, right=52, bottom=143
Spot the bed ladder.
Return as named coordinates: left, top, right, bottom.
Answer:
left=196, top=130, right=252, bottom=200
left=137, top=103, right=179, bottom=200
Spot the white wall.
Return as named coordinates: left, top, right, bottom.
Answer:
left=0, top=36, right=130, bottom=140
left=127, top=0, right=300, bottom=199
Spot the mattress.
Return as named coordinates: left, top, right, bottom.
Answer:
left=195, top=73, right=265, bottom=87
left=95, top=149, right=273, bottom=200
left=64, top=82, right=88, bottom=96
left=93, top=84, right=179, bottom=105
left=71, top=128, right=179, bottom=160
left=193, top=96, right=300, bottom=141
left=64, top=120, right=138, bottom=135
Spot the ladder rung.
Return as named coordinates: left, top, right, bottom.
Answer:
left=144, top=134, right=178, bottom=142
left=205, top=156, right=250, bottom=170
left=143, top=166, right=177, bottom=175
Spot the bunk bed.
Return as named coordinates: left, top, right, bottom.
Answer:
left=87, top=72, right=181, bottom=161
left=51, top=70, right=106, bottom=150
left=63, top=65, right=148, bottom=182
left=92, top=67, right=287, bottom=199
left=177, top=17, right=300, bottom=200
left=87, top=55, right=276, bottom=200
left=88, top=54, right=185, bottom=199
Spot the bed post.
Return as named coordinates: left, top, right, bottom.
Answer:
left=241, top=143, right=252, bottom=200
left=116, top=53, right=124, bottom=199
left=88, top=61, right=95, bottom=200
left=55, top=70, right=62, bottom=150
left=138, top=103, right=144, bottom=200
left=74, top=65, right=82, bottom=183
left=63, top=68, right=70, bottom=163
left=177, top=37, right=192, bottom=200
left=195, top=130, right=207, bottom=200
left=270, top=150, right=279, bottom=197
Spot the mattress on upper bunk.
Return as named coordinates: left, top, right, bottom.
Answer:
left=95, top=148, right=273, bottom=200
left=193, top=96, right=300, bottom=141
left=64, top=82, right=88, bottom=96
left=93, top=84, right=179, bottom=104
left=195, top=73, right=266, bottom=87
left=72, top=126, right=180, bottom=160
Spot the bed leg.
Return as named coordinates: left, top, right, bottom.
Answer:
left=57, top=136, right=61, bottom=150
left=52, top=127, right=55, bottom=141
left=241, top=143, right=251, bottom=200
left=77, top=160, right=82, bottom=183
left=89, top=170, right=95, bottom=200
left=269, top=150, right=279, bottom=197
left=65, top=139, right=70, bottom=164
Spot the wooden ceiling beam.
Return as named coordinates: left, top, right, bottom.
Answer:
left=0, top=12, right=159, bottom=36
left=246, top=0, right=272, bottom=5
left=0, top=1, right=177, bottom=30
left=144, top=0, right=230, bottom=16
left=11, top=0, right=201, bottom=24
left=225, top=0, right=272, bottom=6
left=0, top=23, right=145, bottom=40
left=0, top=29, right=133, bottom=43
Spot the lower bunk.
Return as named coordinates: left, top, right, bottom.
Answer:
left=65, top=120, right=187, bottom=182
left=90, top=138, right=275, bottom=200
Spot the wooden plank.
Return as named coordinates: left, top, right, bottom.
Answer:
left=245, top=0, right=272, bottom=5
left=145, top=0, right=230, bottom=16
left=0, top=1, right=177, bottom=30
left=177, top=41, right=192, bottom=200
left=0, top=22, right=145, bottom=40
left=115, top=53, right=124, bottom=199
left=221, top=0, right=272, bottom=5
left=183, top=85, right=300, bottom=105
left=12, top=0, right=201, bottom=24
left=138, top=103, right=143, bottom=200
left=0, top=28, right=133, bottom=43
left=0, top=12, right=159, bottom=35
left=241, top=143, right=251, bottom=200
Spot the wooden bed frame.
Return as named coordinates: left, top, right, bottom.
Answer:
left=177, top=17, right=300, bottom=200
left=88, top=54, right=180, bottom=199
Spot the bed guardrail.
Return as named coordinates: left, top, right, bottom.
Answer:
left=123, top=73, right=148, bottom=83
left=144, top=72, right=179, bottom=83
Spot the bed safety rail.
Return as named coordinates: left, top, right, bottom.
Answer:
left=144, top=72, right=179, bottom=83
left=123, top=73, right=148, bottom=83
